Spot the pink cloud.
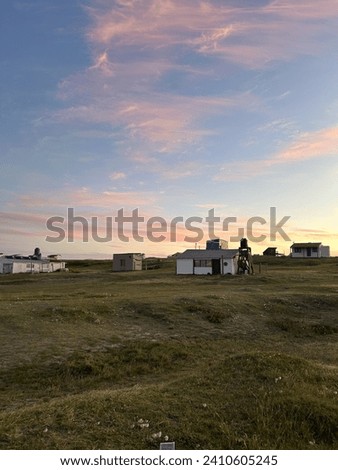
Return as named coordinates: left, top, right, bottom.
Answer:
left=274, top=127, right=338, bottom=163
left=110, top=171, right=126, bottom=180
left=130, top=149, right=208, bottom=180
left=0, top=188, right=163, bottom=253
left=85, top=0, right=338, bottom=68
left=52, top=91, right=258, bottom=150
left=265, top=0, right=338, bottom=20
left=0, top=211, right=56, bottom=251
left=57, top=56, right=192, bottom=102
left=86, top=1, right=230, bottom=48
left=215, top=126, right=338, bottom=181
left=121, top=95, right=232, bottom=147
left=17, top=187, right=156, bottom=210
left=88, top=51, right=115, bottom=77
left=0, top=211, right=49, bottom=225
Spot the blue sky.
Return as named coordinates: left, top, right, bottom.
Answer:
left=1, top=0, right=338, bottom=258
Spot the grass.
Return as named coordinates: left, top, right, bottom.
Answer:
left=0, top=257, right=337, bottom=449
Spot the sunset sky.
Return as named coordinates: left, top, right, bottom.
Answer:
left=1, top=0, right=338, bottom=258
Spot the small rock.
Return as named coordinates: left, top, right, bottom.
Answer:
left=139, top=423, right=149, bottom=429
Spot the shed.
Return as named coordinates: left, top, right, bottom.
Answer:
left=176, top=249, right=238, bottom=275
left=112, top=253, right=143, bottom=272
left=263, top=247, right=278, bottom=257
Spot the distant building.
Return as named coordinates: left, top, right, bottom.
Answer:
left=112, top=253, right=143, bottom=272
left=143, top=257, right=161, bottom=270
left=176, top=249, right=238, bottom=275
left=0, top=249, right=66, bottom=274
left=167, top=252, right=181, bottom=259
left=263, top=247, right=278, bottom=257
left=290, top=242, right=330, bottom=258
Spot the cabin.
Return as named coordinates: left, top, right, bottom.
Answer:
left=176, top=249, right=238, bottom=275
left=290, top=242, right=330, bottom=258
left=112, top=253, right=143, bottom=272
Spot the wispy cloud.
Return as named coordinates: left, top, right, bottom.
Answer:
left=195, top=203, right=229, bottom=210
left=215, top=126, right=338, bottom=181
left=88, top=50, right=115, bottom=77
left=0, top=210, right=56, bottom=253
left=130, top=152, right=204, bottom=180
left=86, top=0, right=338, bottom=67
left=0, top=211, right=49, bottom=226
left=52, top=90, right=257, bottom=151
left=274, top=127, right=338, bottom=163
left=110, top=171, right=126, bottom=181
left=264, top=0, right=338, bottom=20
left=17, top=187, right=156, bottom=210
left=121, top=94, right=253, bottom=148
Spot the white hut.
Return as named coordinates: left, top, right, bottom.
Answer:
left=0, top=250, right=66, bottom=274
left=176, top=249, right=238, bottom=275
left=290, top=242, right=330, bottom=258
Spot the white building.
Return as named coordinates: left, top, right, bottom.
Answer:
left=290, top=242, right=330, bottom=258
left=176, top=249, right=238, bottom=275
left=0, top=254, right=66, bottom=274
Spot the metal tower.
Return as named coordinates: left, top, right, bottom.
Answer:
left=237, top=238, right=254, bottom=274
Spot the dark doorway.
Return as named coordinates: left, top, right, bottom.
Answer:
left=212, top=259, right=220, bottom=275
left=306, top=248, right=311, bottom=257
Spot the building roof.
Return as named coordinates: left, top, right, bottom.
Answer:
left=291, top=242, right=322, bottom=248
left=176, top=249, right=238, bottom=260
left=113, top=253, right=143, bottom=257
left=1, top=258, right=52, bottom=264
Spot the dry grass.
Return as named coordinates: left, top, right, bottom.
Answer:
left=0, top=257, right=337, bottom=449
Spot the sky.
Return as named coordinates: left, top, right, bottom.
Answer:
left=1, top=0, right=338, bottom=258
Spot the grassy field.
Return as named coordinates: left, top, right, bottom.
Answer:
left=0, top=257, right=337, bottom=450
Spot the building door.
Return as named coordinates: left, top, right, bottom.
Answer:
left=212, top=259, right=220, bottom=275
left=306, top=248, right=311, bottom=257
left=3, top=263, right=12, bottom=274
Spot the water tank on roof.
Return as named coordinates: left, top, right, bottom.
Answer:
left=206, top=239, right=220, bottom=250
left=33, top=247, right=42, bottom=259
left=206, top=238, right=228, bottom=250
left=240, top=238, right=248, bottom=249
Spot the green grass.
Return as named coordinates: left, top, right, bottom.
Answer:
left=0, top=257, right=337, bottom=449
